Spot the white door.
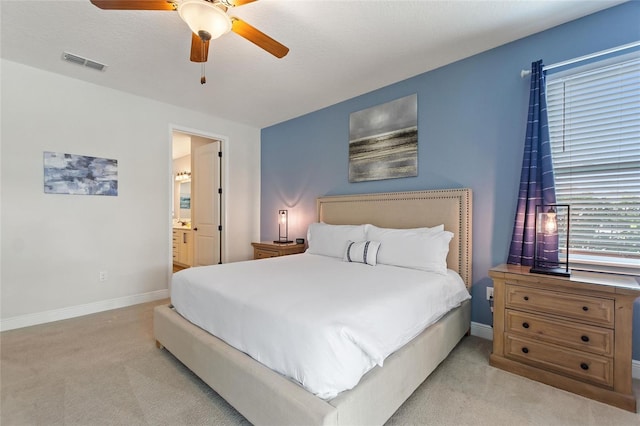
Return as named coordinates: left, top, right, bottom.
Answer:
left=192, top=141, right=221, bottom=266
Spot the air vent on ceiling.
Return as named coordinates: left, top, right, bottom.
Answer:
left=62, top=52, right=107, bottom=72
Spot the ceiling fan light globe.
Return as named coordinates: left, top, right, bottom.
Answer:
left=178, top=0, right=232, bottom=40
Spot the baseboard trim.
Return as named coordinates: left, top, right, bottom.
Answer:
left=470, top=321, right=494, bottom=341
left=470, top=321, right=640, bottom=380
left=0, top=289, right=169, bottom=332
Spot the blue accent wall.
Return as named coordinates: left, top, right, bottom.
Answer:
left=261, top=3, right=640, bottom=358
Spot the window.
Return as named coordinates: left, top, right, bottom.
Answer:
left=545, top=52, right=640, bottom=272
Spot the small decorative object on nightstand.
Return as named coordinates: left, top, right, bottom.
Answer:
left=489, top=264, right=640, bottom=412
left=252, top=241, right=305, bottom=260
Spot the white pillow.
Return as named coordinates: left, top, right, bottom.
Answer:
left=366, top=224, right=444, bottom=241
left=343, top=240, right=381, bottom=266
left=366, top=225, right=452, bottom=274
left=306, top=223, right=368, bottom=258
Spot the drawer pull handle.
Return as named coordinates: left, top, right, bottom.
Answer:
left=582, top=306, right=589, bottom=311
left=523, top=296, right=529, bottom=301
left=522, top=347, right=529, bottom=354
left=580, top=363, right=589, bottom=371
left=581, top=335, right=590, bottom=343
left=522, top=322, right=530, bottom=329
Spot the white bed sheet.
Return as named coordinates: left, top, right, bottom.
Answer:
left=171, top=253, right=470, bottom=399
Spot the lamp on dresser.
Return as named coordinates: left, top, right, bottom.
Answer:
left=530, top=204, right=570, bottom=277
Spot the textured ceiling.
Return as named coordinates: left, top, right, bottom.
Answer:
left=0, top=0, right=627, bottom=128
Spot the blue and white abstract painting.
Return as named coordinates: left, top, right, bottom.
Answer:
left=44, top=152, right=118, bottom=196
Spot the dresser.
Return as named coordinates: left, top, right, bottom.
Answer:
left=489, top=264, right=640, bottom=412
left=251, top=241, right=306, bottom=260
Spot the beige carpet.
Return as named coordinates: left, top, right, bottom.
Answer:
left=1, top=299, right=639, bottom=425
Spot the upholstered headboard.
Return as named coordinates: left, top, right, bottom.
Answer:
left=317, top=188, right=472, bottom=288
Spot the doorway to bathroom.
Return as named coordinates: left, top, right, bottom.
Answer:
left=171, top=130, right=223, bottom=272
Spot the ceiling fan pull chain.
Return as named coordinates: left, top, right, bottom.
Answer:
left=201, top=41, right=207, bottom=84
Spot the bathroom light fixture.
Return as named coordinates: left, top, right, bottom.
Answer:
left=274, top=209, right=292, bottom=244
left=178, top=0, right=232, bottom=42
left=530, top=204, right=571, bottom=277
left=175, top=171, right=191, bottom=181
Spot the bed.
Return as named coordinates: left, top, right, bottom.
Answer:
left=154, top=188, right=473, bottom=425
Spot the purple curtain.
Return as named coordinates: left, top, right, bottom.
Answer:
left=507, top=60, right=557, bottom=266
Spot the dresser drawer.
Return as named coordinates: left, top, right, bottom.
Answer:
left=505, top=310, right=613, bottom=356
left=505, top=283, right=614, bottom=327
left=254, top=248, right=280, bottom=259
left=505, top=334, right=613, bottom=387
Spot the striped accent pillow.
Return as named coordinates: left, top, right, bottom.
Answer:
left=343, top=240, right=381, bottom=266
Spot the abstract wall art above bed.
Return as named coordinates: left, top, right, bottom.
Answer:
left=43, top=151, right=118, bottom=196
left=348, top=93, right=418, bottom=183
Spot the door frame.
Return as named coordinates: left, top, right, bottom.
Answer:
left=168, top=125, right=227, bottom=279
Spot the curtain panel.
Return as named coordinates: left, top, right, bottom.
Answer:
left=507, top=60, right=557, bottom=266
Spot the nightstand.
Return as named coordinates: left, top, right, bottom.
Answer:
left=251, top=241, right=306, bottom=260
left=489, top=264, right=640, bottom=412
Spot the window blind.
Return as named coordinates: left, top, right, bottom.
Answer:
left=546, top=54, right=640, bottom=260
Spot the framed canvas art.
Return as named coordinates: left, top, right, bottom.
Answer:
left=44, top=152, right=118, bottom=196
left=349, top=94, right=418, bottom=182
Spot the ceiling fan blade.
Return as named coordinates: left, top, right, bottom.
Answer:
left=190, top=33, right=210, bottom=62
left=231, top=18, right=289, bottom=58
left=90, top=0, right=176, bottom=10
left=225, top=0, right=258, bottom=6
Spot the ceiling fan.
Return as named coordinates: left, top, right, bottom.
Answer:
left=90, top=0, right=289, bottom=83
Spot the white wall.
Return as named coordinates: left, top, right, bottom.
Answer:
left=0, top=59, right=261, bottom=328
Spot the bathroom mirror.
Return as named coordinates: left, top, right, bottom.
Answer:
left=179, top=181, right=191, bottom=220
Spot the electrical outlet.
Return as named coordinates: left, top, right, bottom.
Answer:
left=99, top=271, right=108, bottom=282
left=486, top=287, right=494, bottom=300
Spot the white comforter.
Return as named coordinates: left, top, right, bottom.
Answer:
left=171, top=253, right=470, bottom=399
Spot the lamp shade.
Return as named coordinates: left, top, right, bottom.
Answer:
left=538, top=206, right=558, bottom=235
left=178, top=0, right=232, bottom=40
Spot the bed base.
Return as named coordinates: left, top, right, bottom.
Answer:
left=156, top=188, right=473, bottom=425
left=154, top=299, right=470, bottom=426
